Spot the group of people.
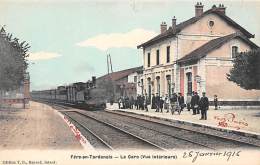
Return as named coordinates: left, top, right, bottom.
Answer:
left=118, top=95, right=147, bottom=110
left=186, top=91, right=209, bottom=120
left=118, top=91, right=212, bottom=120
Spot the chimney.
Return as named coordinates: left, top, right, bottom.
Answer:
left=195, top=2, right=204, bottom=17
left=172, top=16, right=176, bottom=30
left=217, top=4, right=226, bottom=15
left=160, top=22, right=167, bottom=33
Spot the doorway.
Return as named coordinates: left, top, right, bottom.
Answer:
left=186, top=72, right=192, bottom=95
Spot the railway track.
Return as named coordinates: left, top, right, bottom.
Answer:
left=50, top=103, right=260, bottom=150
left=77, top=110, right=260, bottom=150
left=62, top=112, right=112, bottom=150
left=62, top=111, right=165, bottom=150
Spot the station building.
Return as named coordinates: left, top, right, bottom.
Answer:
left=137, top=3, right=260, bottom=105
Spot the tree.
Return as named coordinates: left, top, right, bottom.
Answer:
left=0, top=26, right=30, bottom=92
left=227, top=49, right=260, bottom=90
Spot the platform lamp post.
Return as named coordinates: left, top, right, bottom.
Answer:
left=195, top=75, right=201, bottom=95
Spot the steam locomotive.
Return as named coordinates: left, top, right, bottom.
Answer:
left=31, top=77, right=109, bottom=110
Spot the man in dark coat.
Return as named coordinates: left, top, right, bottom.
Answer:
left=125, top=96, right=129, bottom=109
left=140, top=95, right=145, bottom=110
left=199, top=92, right=209, bottom=120
left=134, top=97, right=138, bottom=109
left=170, top=93, right=178, bottom=115
left=136, top=95, right=140, bottom=110
left=178, top=93, right=185, bottom=111
left=155, top=93, right=160, bottom=112
left=159, top=97, right=164, bottom=113
left=191, top=92, right=200, bottom=115
left=151, top=94, right=156, bottom=109
left=130, top=96, right=134, bottom=109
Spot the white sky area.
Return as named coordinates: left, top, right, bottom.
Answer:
left=76, top=28, right=157, bottom=51
left=0, top=0, right=259, bottom=90
left=28, top=52, right=62, bottom=61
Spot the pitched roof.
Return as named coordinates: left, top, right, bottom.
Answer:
left=137, top=8, right=254, bottom=49
left=97, top=66, right=143, bottom=82
left=177, top=33, right=259, bottom=64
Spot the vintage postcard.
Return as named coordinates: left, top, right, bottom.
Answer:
left=0, top=0, right=260, bottom=165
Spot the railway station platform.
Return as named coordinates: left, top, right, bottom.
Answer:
left=0, top=101, right=83, bottom=149
left=106, top=103, right=260, bottom=139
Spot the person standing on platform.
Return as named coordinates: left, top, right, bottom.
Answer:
left=159, top=96, right=164, bottom=113
left=118, top=97, right=122, bottom=109
left=214, top=95, right=218, bottom=110
left=140, top=95, right=145, bottom=110
left=199, top=92, right=209, bottom=120
left=170, top=93, right=178, bottom=115
left=130, top=96, right=134, bottom=109
left=191, top=92, right=200, bottom=115
left=164, top=94, right=170, bottom=113
left=136, top=95, right=140, bottom=110
left=151, top=94, right=156, bottom=109
left=178, top=93, right=185, bottom=111
left=155, top=93, right=160, bottom=112
left=125, top=96, right=129, bottom=109
left=186, top=93, right=192, bottom=111
left=134, top=97, right=138, bottom=109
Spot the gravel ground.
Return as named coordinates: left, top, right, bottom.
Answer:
left=0, top=101, right=82, bottom=150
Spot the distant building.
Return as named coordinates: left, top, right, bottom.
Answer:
left=127, top=68, right=143, bottom=96
left=137, top=3, right=260, bottom=105
left=96, top=66, right=143, bottom=99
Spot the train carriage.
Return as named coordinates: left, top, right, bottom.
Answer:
left=31, top=77, right=107, bottom=110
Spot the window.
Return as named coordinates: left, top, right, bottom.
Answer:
left=156, top=49, right=160, bottom=65
left=166, top=46, right=170, bottom=63
left=186, top=72, right=192, bottom=95
left=147, top=53, right=150, bottom=67
left=209, top=20, right=214, bottom=27
left=232, top=46, right=238, bottom=58
left=134, top=76, right=137, bottom=83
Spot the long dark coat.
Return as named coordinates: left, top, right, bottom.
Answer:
left=191, top=95, right=200, bottom=107
left=151, top=96, right=156, bottom=109
left=199, top=97, right=209, bottom=110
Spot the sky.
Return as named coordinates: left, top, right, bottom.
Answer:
left=0, top=0, right=260, bottom=90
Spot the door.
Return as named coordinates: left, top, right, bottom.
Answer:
left=186, top=72, right=192, bottom=95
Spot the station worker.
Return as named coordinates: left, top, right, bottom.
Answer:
left=199, top=92, right=209, bottom=120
